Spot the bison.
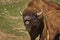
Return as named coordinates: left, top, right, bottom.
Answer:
left=22, top=0, right=60, bottom=40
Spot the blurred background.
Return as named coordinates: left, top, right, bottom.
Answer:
left=0, top=0, right=60, bottom=40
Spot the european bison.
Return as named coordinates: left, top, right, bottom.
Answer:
left=22, top=0, right=60, bottom=40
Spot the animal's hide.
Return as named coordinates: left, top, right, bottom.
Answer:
left=25, top=0, right=60, bottom=13
left=23, top=0, right=60, bottom=40
left=43, top=10, right=60, bottom=40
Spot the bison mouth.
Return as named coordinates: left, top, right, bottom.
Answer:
left=24, top=20, right=31, bottom=31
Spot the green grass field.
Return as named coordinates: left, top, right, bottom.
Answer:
left=0, top=0, right=31, bottom=36
left=0, top=0, right=60, bottom=40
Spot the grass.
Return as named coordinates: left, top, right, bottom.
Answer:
left=0, top=0, right=30, bottom=36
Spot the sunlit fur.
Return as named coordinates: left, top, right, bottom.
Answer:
left=23, top=0, right=60, bottom=40
left=44, top=10, right=60, bottom=40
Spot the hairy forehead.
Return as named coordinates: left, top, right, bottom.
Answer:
left=23, top=10, right=37, bottom=16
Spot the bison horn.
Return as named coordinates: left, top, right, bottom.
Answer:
left=20, top=10, right=23, bottom=16
left=19, top=8, right=23, bottom=16
left=37, top=8, right=45, bottom=16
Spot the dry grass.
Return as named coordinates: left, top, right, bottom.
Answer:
left=0, top=31, right=30, bottom=40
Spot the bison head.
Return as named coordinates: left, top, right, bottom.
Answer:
left=23, top=10, right=40, bottom=31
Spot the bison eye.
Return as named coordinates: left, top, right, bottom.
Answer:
left=24, top=15, right=31, bottom=20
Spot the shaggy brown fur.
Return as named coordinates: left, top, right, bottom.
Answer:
left=43, top=10, right=60, bottom=40
left=41, top=10, right=60, bottom=40
left=23, top=0, right=60, bottom=40
left=25, top=0, right=60, bottom=13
